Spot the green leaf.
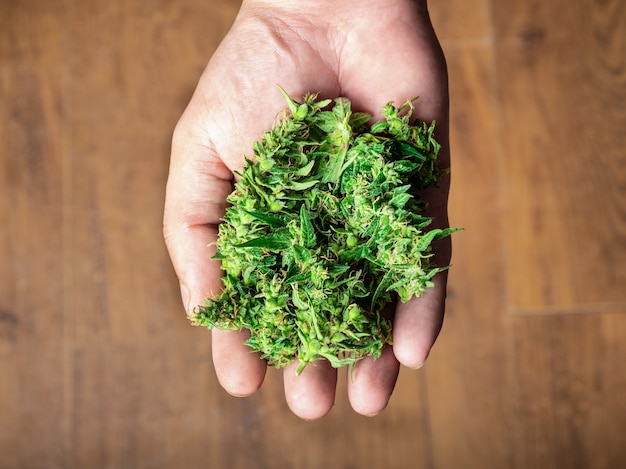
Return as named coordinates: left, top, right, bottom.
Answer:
left=237, top=236, right=291, bottom=250
left=291, top=244, right=312, bottom=264
left=321, top=148, right=347, bottom=184
left=390, top=191, right=412, bottom=209
left=300, top=205, right=316, bottom=248
left=332, top=97, right=351, bottom=120
left=370, top=270, right=393, bottom=312
left=370, top=120, right=389, bottom=134
left=285, top=272, right=310, bottom=284
left=415, top=229, right=445, bottom=252
left=396, top=142, right=426, bottom=160
left=327, top=264, right=351, bottom=275
left=291, top=285, right=310, bottom=310
left=316, top=112, right=339, bottom=133
left=289, top=179, right=320, bottom=191
left=294, top=103, right=308, bottom=120
left=341, top=244, right=372, bottom=262
left=349, top=112, right=372, bottom=128
left=245, top=210, right=287, bottom=228
left=277, top=85, right=300, bottom=115
left=294, top=159, right=316, bottom=177
left=311, top=98, right=332, bottom=111
left=392, top=160, right=423, bottom=173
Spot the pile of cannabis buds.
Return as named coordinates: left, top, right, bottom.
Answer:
left=192, top=89, right=456, bottom=374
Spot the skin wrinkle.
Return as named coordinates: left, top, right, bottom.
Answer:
left=246, top=8, right=342, bottom=94
left=167, top=168, right=231, bottom=228
left=197, top=86, right=238, bottom=171
left=289, top=16, right=343, bottom=93
left=322, top=16, right=347, bottom=97
left=268, top=15, right=340, bottom=97
left=246, top=1, right=351, bottom=98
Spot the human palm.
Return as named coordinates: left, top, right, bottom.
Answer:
left=164, top=0, right=451, bottom=419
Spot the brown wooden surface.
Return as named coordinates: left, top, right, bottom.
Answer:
left=1, top=0, right=624, bottom=468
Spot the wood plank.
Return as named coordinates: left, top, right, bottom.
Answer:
left=69, top=339, right=213, bottom=468
left=423, top=40, right=518, bottom=467
left=68, top=342, right=435, bottom=468
left=429, top=0, right=492, bottom=45
left=3, top=0, right=625, bottom=467
left=65, top=0, right=235, bottom=345
left=492, top=0, right=626, bottom=312
left=513, top=312, right=626, bottom=468
left=0, top=62, right=69, bottom=469
left=0, top=0, right=67, bottom=68
left=0, top=3, right=70, bottom=468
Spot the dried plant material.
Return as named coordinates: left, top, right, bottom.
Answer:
left=192, top=89, right=458, bottom=374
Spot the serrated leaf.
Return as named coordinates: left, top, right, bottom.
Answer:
left=327, top=264, right=351, bottom=274
left=245, top=210, right=287, bottom=228
left=237, top=236, right=291, bottom=250
left=285, top=272, right=310, bottom=284
left=291, top=244, right=312, bottom=264
left=349, top=112, right=372, bottom=128
left=392, top=159, right=423, bottom=173
left=300, top=204, right=316, bottom=248
left=415, top=229, right=445, bottom=252
left=294, top=103, right=308, bottom=120
left=332, top=97, right=351, bottom=120
left=321, top=148, right=347, bottom=184
left=315, top=111, right=338, bottom=133
left=397, top=142, right=426, bottom=159
left=341, top=244, right=372, bottom=262
left=390, top=191, right=412, bottom=209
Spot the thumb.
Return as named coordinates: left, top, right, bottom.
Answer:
left=163, top=120, right=233, bottom=315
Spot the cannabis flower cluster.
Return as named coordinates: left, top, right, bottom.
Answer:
left=192, top=90, right=455, bottom=374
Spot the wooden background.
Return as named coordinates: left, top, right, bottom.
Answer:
left=1, top=0, right=624, bottom=468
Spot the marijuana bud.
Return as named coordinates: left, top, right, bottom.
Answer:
left=192, top=88, right=457, bottom=374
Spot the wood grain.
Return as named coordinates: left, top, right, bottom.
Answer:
left=492, top=0, right=626, bottom=313
left=425, top=42, right=519, bottom=468
left=0, top=68, right=68, bottom=468
left=429, top=0, right=492, bottom=45
left=1, top=0, right=625, bottom=468
left=513, top=313, right=626, bottom=468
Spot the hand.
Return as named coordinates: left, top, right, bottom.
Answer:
left=164, top=0, right=451, bottom=420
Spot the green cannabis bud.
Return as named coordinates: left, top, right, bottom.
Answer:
left=192, top=89, right=457, bottom=374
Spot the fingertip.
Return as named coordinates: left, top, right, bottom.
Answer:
left=392, top=314, right=438, bottom=370
left=212, top=329, right=267, bottom=397
left=393, top=345, right=429, bottom=371
left=392, top=282, right=446, bottom=370
left=284, top=360, right=337, bottom=421
left=347, top=346, right=399, bottom=416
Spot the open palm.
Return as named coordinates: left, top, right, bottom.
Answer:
left=164, top=0, right=451, bottom=419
